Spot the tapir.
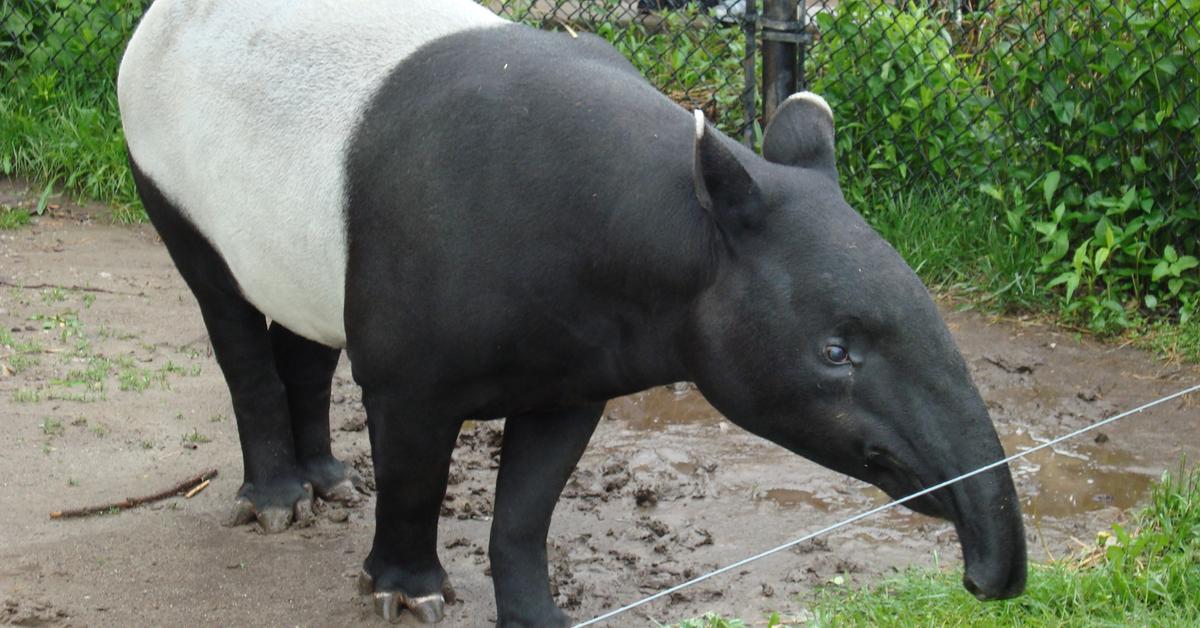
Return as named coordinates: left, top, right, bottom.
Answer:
left=118, top=0, right=1026, bottom=625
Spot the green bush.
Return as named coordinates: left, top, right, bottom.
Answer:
left=809, top=0, right=1200, bottom=330
left=2, top=0, right=142, bottom=213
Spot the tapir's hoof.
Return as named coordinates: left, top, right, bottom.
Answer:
left=304, top=457, right=370, bottom=506
left=315, top=471, right=368, bottom=506
left=358, top=570, right=456, bottom=624
left=224, top=482, right=315, bottom=533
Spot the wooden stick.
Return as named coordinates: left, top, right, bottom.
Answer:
left=184, top=479, right=211, bottom=499
left=50, top=468, right=218, bottom=519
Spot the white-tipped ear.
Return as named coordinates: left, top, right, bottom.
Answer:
left=787, top=91, right=833, bottom=122
left=692, top=111, right=765, bottom=232
left=762, top=90, right=838, bottom=181
left=693, top=110, right=714, bottom=212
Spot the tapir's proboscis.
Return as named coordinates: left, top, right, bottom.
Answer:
left=117, top=0, right=1026, bottom=625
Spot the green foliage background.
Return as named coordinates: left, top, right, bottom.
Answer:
left=809, top=0, right=1200, bottom=330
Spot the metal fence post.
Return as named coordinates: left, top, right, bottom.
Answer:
left=741, top=0, right=758, bottom=146
left=760, top=0, right=810, bottom=126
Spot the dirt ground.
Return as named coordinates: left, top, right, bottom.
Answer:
left=2, top=179, right=1198, bottom=627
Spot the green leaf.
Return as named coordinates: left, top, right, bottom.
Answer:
left=35, top=181, right=54, bottom=216
left=1152, top=261, right=1170, bottom=282
left=1169, top=278, right=1184, bottom=295
left=1065, top=154, right=1093, bottom=175
left=1170, top=256, right=1198, bottom=275
left=1094, top=247, right=1110, bottom=270
left=978, top=183, right=1004, bottom=202
left=1145, top=294, right=1158, bottom=309
left=1164, top=245, right=1178, bottom=263
left=1042, top=230, right=1070, bottom=266
left=1043, top=171, right=1061, bottom=207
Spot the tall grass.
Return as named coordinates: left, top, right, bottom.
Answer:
left=1, top=80, right=137, bottom=218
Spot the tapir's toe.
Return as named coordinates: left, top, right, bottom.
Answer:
left=302, top=456, right=370, bottom=505
left=316, top=474, right=367, bottom=506
left=359, top=570, right=455, bottom=624
left=224, top=481, right=315, bottom=533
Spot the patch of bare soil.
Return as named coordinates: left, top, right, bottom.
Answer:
left=2, top=179, right=1197, bottom=626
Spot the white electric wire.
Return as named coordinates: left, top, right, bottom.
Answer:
left=574, top=383, right=1200, bottom=627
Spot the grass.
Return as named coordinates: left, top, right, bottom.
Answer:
left=1, top=79, right=139, bottom=219
left=671, top=465, right=1200, bottom=627
left=0, top=206, right=33, bottom=229
left=182, top=429, right=211, bottom=444
left=807, top=465, right=1200, bottom=626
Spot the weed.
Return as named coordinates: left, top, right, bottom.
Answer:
left=89, top=423, right=109, bottom=438
left=40, top=287, right=66, bottom=304
left=6, top=354, right=40, bottom=373
left=0, top=206, right=32, bottom=230
left=159, top=361, right=188, bottom=376
left=56, top=356, right=111, bottom=391
left=182, top=429, right=211, bottom=444
left=12, top=387, right=41, bottom=403
left=67, top=478, right=79, bottom=487
left=140, top=440, right=155, bottom=450
left=45, top=390, right=104, bottom=403
left=118, top=366, right=164, bottom=392
left=210, top=413, right=227, bottom=423
left=39, top=418, right=64, bottom=437
left=81, top=292, right=96, bottom=309
left=13, top=338, right=43, bottom=355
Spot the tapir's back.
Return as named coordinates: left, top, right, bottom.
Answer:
left=118, top=0, right=506, bottom=347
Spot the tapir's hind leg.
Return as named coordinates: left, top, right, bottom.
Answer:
left=269, top=322, right=366, bottom=503
left=131, top=160, right=314, bottom=532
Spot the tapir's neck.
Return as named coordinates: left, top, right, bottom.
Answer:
left=583, top=131, right=718, bottom=397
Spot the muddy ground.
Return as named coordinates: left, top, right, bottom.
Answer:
left=1, top=179, right=1198, bottom=627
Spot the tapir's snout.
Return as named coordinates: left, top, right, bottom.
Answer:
left=860, top=436, right=1026, bottom=601
left=951, top=468, right=1027, bottom=601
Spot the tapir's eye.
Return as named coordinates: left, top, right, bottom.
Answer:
left=823, top=344, right=850, bottom=365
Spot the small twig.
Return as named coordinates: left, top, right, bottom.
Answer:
left=184, top=479, right=211, bottom=499
left=0, top=279, right=142, bottom=297
left=50, top=468, right=218, bottom=519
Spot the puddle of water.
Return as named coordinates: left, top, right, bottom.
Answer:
left=754, top=488, right=833, bottom=512
left=606, top=386, right=723, bottom=430
left=1003, top=431, right=1153, bottom=519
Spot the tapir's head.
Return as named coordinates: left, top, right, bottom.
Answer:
left=684, top=93, right=1026, bottom=600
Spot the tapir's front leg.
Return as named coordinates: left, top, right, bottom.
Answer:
left=490, top=403, right=604, bottom=628
left=358, top=389, right=461, bottom=624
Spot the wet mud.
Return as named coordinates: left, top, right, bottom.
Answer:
left=1, top=180, right=1198, bottom=626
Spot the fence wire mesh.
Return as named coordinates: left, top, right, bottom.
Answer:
left=3, top=0, right=1199, bottom=200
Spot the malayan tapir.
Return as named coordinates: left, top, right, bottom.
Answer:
left=117, top=0, right=1026, bottom=625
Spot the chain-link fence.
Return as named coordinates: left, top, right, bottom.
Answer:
left=3, top=0, right=1198, bottom=201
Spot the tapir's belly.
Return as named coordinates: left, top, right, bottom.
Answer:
left=118, top=0, right=506, bottom=347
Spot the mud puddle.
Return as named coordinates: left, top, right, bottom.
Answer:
left=1, top=180, right=1198, bottom=626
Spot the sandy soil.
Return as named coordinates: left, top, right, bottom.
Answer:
left=1, top=179, right=1198, bottom=627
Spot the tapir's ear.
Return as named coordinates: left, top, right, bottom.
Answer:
left=762, top=91, right=838, bottom=182
left=693, top=110, right=764, bottom=233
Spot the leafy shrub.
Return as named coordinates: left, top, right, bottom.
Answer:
left=807, top=0, right=1200, bottom=330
